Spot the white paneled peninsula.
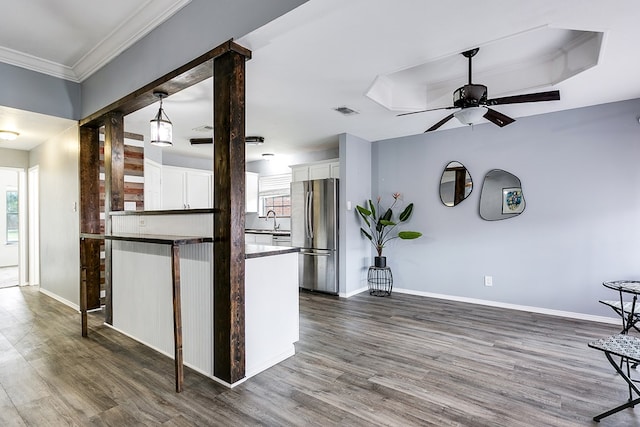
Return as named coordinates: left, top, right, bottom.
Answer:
left=108, top=209, right=299, bottom=387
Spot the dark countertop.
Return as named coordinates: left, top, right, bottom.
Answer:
left=245, top=244, right=299, bottom=259
left=245, top=229, right=291, bottom=237
left=80, top=233, right=213, bottom=245
left=110, top=208, right=217, bottom=216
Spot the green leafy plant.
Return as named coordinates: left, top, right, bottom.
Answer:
left=356, top=193, right=422, bottom=257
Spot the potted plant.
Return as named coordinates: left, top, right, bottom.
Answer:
left=356, top=193, right=422, bottom=268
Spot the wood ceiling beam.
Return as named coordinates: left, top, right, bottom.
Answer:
left=79, top=40, right=251, bottom=128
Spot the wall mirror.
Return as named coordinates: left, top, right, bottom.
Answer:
left=439, top=161, right=473, bottom=207
left=479, top=169, right=525, bottom=221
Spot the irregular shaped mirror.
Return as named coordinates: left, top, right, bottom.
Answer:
left=439, top=161, right=473, bottom=207
left=479, top=169, right=525, bottom=221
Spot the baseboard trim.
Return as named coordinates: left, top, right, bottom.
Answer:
left=340, top=286, right=368, bottom=298
left=392, top=287, right=620, bottom=325
left=39, top=287, right=79, bottom=311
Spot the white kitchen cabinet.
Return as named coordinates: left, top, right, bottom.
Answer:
left=161, top=166, right=212, bottom=209
left=144, top=159, right=162, bottom=210
left=291, top=159, right=339, bottom=182
left=246, top=172, right=259, bottom=212
left=186, top=170, right=212, bottom=209
left=245, top=232, right=273, bottom=244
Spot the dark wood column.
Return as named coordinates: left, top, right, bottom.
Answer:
left=103, top=112, right=125, bottom=324
left=79, top=126, right=101, bottom=312
left=213, top=48, right=248, bottom=384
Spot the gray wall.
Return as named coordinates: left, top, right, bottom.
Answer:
left=29, top=125, right=80, bottom=307
left=372, top=98, right=640, bottom=317
left=0, top=62, right=80, bottom=120
left=81, top=0, right=308, bottom=118
left=339, top=133, right=372, bottom=296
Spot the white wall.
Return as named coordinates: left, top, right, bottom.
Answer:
left=372, top=98, right=640, bottom=317
left=29, top=125, right=80, bottom=307
left=339, top=133, right=372, bottom=296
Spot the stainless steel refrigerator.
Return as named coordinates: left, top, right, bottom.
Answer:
left=290, top=178, right=339, bottom=294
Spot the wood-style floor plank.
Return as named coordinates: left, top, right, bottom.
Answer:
left=0, top=286, right=638, bottom=426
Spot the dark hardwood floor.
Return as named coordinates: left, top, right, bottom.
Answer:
left=0, top=286, right=636, bottom=426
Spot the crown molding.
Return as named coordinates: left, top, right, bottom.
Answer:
left=0, top=45, right=78, bottom=81
left=73, top=0, right=192, bottom=82
left=0, top=0, right=191, bottom=83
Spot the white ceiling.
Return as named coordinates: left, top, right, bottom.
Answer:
left=3, top=0, right=640, bottom=162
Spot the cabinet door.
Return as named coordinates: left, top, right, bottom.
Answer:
left=291, top=166, right=309, bottom=182
left=186, top=171, right=212, bottom=209
left=245, top=233, right=256, bottom=243
left=246, top=172, right=259, bottom=212
left=309, top=163, right=331, bottom=180
left=161, top=167, right=186, bottom=209
left=254, top=234, right=273, bottom=244
left=144, top=160, right=162, bottom=210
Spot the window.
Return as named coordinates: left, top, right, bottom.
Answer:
left=259, top=173, right=292, bottom=217
left=6, top=190, right=18, bottom=243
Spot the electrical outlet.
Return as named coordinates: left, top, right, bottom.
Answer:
left=100, top=290, right=106, bottom=298
left=139, top=218, right=146, bottom=227
left=484, top=276, right=493, bottom=287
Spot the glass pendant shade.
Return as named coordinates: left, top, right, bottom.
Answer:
left=150, top=92, right=173, bottom=147
left=454, top=106, right=487, bottom=126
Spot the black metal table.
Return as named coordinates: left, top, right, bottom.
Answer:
left=589, top=334, right=640, bottom=422
left=368, top=266, right=393, bottom=297
left=601, top=281, right=640, bottom=334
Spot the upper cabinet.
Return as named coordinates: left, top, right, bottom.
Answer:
left=291, top=159, right=339, bottom=182
left=160, top=165, right=212, bottom=210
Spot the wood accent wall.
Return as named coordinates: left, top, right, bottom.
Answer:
left=97, top=133, right=145, bottom=295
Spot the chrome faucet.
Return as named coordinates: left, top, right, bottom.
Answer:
left=265, top=209, right=279, bottom=231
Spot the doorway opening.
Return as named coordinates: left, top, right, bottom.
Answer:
left=0, top=168, right=23, bottom=289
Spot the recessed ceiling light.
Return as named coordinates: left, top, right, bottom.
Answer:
left=0, top=130, right=19, bottom=141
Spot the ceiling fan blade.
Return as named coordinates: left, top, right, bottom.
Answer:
left=487, top=90, right=560, bottom=106
left=483, top=108, right=515, bottom=127
left=425, top=113, right=455, bottom=132
left=397, top=106, right=456, bottom=117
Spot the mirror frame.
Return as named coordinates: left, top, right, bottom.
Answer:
left=439, top=161, right=473, bottom=207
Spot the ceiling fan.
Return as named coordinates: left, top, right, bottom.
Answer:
left=398, top=47, right=560, bottom=132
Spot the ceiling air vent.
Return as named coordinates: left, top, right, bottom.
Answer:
left=333, top=106, right=359, bottom=116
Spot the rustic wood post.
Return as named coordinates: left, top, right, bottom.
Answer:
left=213, top=48, right=248, bottom=384
left=79, top=126, right=101, bottom=316
left=103, top=112, right=125, bottom=324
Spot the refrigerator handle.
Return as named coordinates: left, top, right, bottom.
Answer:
left=307, top=190, right=314, bottom=239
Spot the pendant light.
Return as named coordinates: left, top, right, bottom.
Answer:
left=150, top=91, right=172, bottom=147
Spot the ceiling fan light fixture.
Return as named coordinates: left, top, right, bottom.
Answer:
left=0, top=130, right=19, bottom=141
left=150, top=91, right=173, bottom=147
left=454, top=106, right=487, bottom=126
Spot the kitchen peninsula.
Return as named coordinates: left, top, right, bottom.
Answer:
left=101, top=209, right=299, bottom=389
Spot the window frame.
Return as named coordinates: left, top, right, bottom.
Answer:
left=6, top=188, right=18, bottom=244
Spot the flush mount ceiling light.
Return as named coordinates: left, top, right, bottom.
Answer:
left=453, top=106, right=488, bottom=126
left=150, top=91, right=172, bottom=147
left=0, top=130, right=19, bottom=141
